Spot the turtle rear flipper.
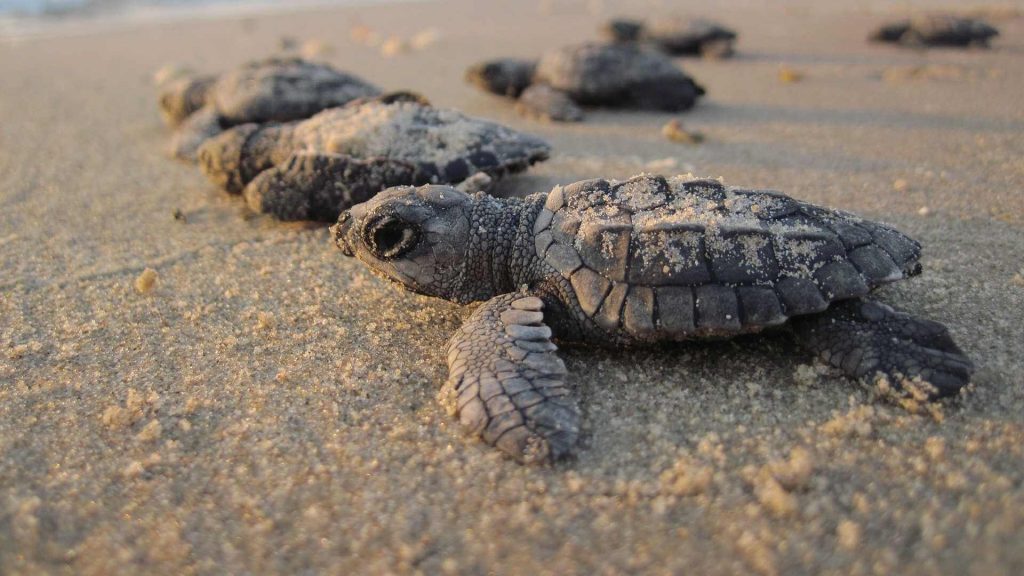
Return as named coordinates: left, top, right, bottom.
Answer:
left=791, top=299, right=974, bottom=399
left=443, top=293, right=580, bottom=464
left=625, top=76, right=704, bottom=111
left=515, top=84, right=584, bottom=122
left=244, top=153, right=420, bottom=222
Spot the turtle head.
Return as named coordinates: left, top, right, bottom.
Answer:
left=332, top=185, right=477, bottom=303
left=464, top=58, right=537, bottom=98
left=158, top=75, right=215, bottom=127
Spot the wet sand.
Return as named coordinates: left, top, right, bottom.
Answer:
left=1, top=0, right=1023, bottom=573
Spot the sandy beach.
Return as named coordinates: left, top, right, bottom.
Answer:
left=2, top=0, right=1023, bottom=573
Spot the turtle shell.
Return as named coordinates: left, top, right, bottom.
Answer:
left=643, top=18, right=737, bottom=53
left=266, top=99, right=550, bottom=184
left=212, top=58, right=381, bottom=125
left=872, top=16, right=998, bottom=46
left=532, top=43, right=704, bottom=111
left=905, top=15, right=998, bottom=45
left=533, top=175, right=921, bottom=340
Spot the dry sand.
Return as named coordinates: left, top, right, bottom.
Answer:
left=2, top=0, right=1023, bottom=574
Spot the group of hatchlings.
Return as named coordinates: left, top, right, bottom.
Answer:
left=157, top=13, right=993, bottom=463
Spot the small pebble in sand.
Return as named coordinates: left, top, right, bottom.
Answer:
left=769, top=447, right=815, bottom=491
left=893, top=178, right=910, bottom=191
left=172, top=208, right=186, bottom=222
left=793, top=363, right=824, bottom=387
left=755, top=475, right=798, bottom=517
left=925, top=437, right=946, bottom=461
left=736, top=530, right=778, bottom=576
left=918, top=206, right=931, bottom=216
left=136, top=419, right=162, bottom=443
left=662, top=119, right=705, bottom=144
left=659, top=458, right=714, bottom=496
left=820, top=405, right=876, bottom=438
left=778, top=65, right=804, bottom=83
left=381, top=36, right=409, bottom=57
left=135, top=268, right=158, bottom=294
left=123, top=461, right=145, bottom=478
left=256, top=311, right=276, bottom=331
left=1011, top=272, right=1024, bottom=286
left=837, top=520, right=862, bottom=550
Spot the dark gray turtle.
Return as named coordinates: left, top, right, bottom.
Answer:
left=603, top=17, right=738, bottom=58
left=465, top=43, right=705, bottom=122
left=197, top=94, right=550, bottom=222
left=332, top=174, right=974, bottom=463
left=870, top=15, right=999, bottom=48
left=158, top=57, right=381, bottom=161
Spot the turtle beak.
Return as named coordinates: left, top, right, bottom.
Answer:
left=331, top=211, right=355, bottom=257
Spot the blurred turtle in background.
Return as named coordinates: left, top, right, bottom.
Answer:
left=196, top=93, right=550, bottom=221
left=157, top=57, right=381, bottom=161
left=466, top=43, right=704, bottom=122
left=603, top=17, right=737, bottom=58
left=870, top=15, right=998, bottom=48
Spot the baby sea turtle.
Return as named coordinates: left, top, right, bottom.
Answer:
left=603, top=17, right=738, bottom=58
left=332, top=174, right=974, bottom=463
left=465, top=43, right=705, bottom=122
left=197, top=94, right=550, bottom=221
left=158, top=57, right=381, bottom=161
left=870, top=15, right=998, bottom=48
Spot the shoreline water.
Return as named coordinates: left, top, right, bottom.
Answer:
left=0, top=0, right=428, bottom=41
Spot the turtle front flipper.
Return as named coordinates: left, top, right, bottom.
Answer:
left=243, top=153, right=418, bottom=222
left=443, top=293, right=580, bottom=464
left=168, top=105, right=224, bottom=162
left=790, top=299, right=974, bottom=400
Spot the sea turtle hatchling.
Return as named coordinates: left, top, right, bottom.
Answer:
left=158, top=57, right=381, bottom=161
left=603, top=17, right=738, bottom=58
left=465, top=43, right=705, bottom=122
left=870, top=15, right=999, bottom=48
left=332, top=174, right=974, bottom=463
left=196, top=94, right=550, bottom=221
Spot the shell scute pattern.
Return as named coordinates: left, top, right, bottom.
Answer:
left=533, top=174, right=921, bottom=338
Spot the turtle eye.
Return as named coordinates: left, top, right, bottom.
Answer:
left=364, top=213, right=420, bottom=260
